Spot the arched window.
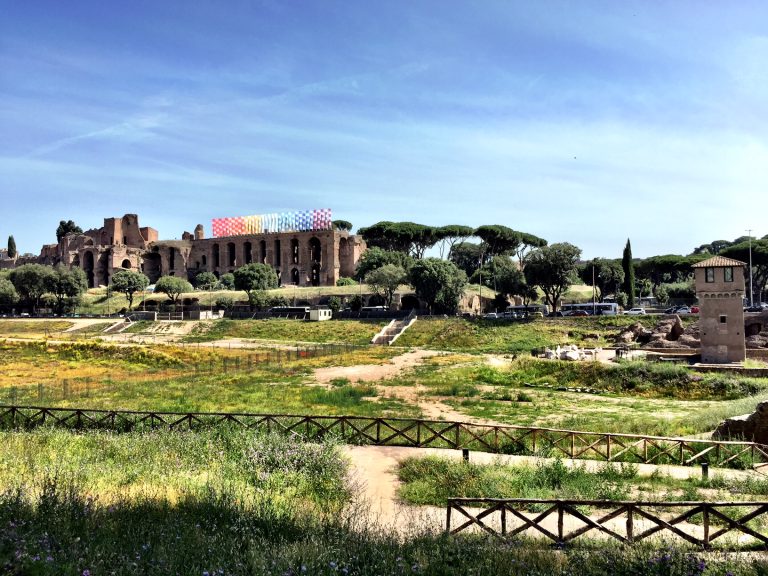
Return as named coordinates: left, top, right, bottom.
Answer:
left=244, top=241, right=253, bottom=264
left=212, top=244, right=220, bottom=268
left=121, top=259, right=131, bottom=269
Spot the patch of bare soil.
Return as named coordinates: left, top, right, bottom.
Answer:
left=312, top=349, right=441, bottom=384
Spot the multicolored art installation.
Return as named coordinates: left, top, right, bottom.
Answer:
left=211, top=209, right=333, bottom=238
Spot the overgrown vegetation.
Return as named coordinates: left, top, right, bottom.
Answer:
left=398, top=455, right=768, bottom=508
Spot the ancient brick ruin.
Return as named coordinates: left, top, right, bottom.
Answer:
left=17, top=214, right=366, bottom=288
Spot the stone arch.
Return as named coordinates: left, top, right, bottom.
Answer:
left=291, top=239, right=299, bottom=264
left=83, top=251, right=95, bottom=288
left=121, top=259, right=132, bottom=269
left=291, top=267, right=300, bottom=285
left=309, top=237, right=321, bottom=263
left=212, top=244, right=220, bottom=268
left=260, top=240, right=267, bottom=263
left=227, top=242, right=236, bottom=267
left=274, top=239, right=281, bottom=266
left=244, top=241, right=253, bottom=265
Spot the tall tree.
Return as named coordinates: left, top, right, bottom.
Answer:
left=473, top=225, right=522, bottom=258
left=449, top=242, right=486, bottom=278
left=365, top=264, right=407, bottom=308
left=354, top=247, right=414, bottom=280
left=436, top=225, right=474, bottom=259
left=0, top=277, right=19, bottom=307
left=332, top=220, right=353, bottom=232
left=7, top=236, right=16, bottom=258
left=111, top=269, right=150, bottom=310
left=45, top=265, right=88, bottom=314
left=8, top=263, right=55, bottom=312
left=233, top=263, right=279, bottom=309
left=514, top=232, right=548, bottom=268
left=578, top=258, right=624, bottom=302
left=56, top=220, right=83, bottom=242
left=154, top=276, right=193, bottom=305
left=408, top=258, right=467, bottom=314
left=622, top=239, right=635, bottom=308
left=524, top=243, right=581, bottom=313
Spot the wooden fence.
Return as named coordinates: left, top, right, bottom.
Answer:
left=446, top=498, right=768, bottom=550
left=1, top=405, right=768, bottom=470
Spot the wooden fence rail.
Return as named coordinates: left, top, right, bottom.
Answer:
left=446, top=498, right=768, bottom=550
left=1, top=405, right=767, bottom=469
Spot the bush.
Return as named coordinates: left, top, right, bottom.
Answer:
left=336, top=277, right=357, bottom=287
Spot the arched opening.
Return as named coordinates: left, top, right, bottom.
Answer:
left=71, top=254, right=80, bottom=267
left=244, top=242, right=253, bottom=265
left=202, top=255, right=207, bottom=266
left=121, top=259, right=131, bottom=269
left=309, top=237, right=321, bottom=263
left=83, top=251, right=95, bottom=288
left=311, top=262, right=320, bottom=286
left=291, top=268, right=300, bottom=285
left=291, top=239, right=299, bottom=264
left=274, top=239, right=281, bottom=266
left=212, top=244, right=220, bottom=268
left=142, top=252, right=162, bottom=282
left=227, top=243, right=236, bottom=267
left=400, top=294, right=420, bottom=310
left=260, top=240, right=267, bottom=264
left=169, top=249, right=176, bottom=271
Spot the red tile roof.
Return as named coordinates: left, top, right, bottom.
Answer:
left=691, top=255, right=746, bottom=268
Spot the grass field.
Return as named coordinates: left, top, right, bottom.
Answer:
left=398, top=455, right=768, bottom=507
left=2, top=316, right=768, bottom=573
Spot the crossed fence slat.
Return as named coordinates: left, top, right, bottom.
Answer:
left=1, top=405, right=767, bottom=470
left=446, top=498, right=768, bottom=550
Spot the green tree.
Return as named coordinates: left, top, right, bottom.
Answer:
left=654, top=284, right=670, bottom=306
left=354, top=247, right=414, bottom=280
left=357, top=221, right=440, bottom=258
left=45, top=265, right=87, bottom=314
left=622, top=239, right=635, bottom=308
left=473, top=225, right=522, bottom=258
left=327, top=296, right=341, bottom=314
left=233, top=263, right=279, bottom=309
left=111, top=269, right=150, bottom=310
left=408, top=258, right=467, bottom=314
left=449, top=242, right=486, bottom=278
left=436, top=225, right=475, bottom=258
left=332, top=220, right=353, bottom=232
left=56, top=220, right=83, bottom=242
left=194, top=271, right=218, bottom=290
left=524, top=243, right=581, bottom=313
left=365, top=264, right=407, bottom=308
left=154, top=276, right=193, bottom=305
left=471, top=256, right=528, bottom=299
left=578, top=258, right=624, bottom=302
left=219, top=273, right=235, bottom=290
left=721, top=239, right=768, bottom=304
left=0, top=277, right=19, bottom=307
left=7, top=236, right=16, bottom=259
left=9, top=263, right=55, bottom=312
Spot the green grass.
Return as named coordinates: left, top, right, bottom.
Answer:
left=395, top=317, right=657, bottom=353
left=397, top=455, right=768, bottom=507
left=183, top=318, right=387, bottom=344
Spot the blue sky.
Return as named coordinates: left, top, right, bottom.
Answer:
left=1, top=1, right=766, bottom=259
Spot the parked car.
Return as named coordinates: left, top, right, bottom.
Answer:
left=484, top=312, right=501, bottom=319
left=569, top=309, right=590, bottom=317
left=690, top=306, right=699, bottom=313
left=664, top=306, right=678, bottom=314
left=548, top=311, right=564, bottom=317
left=624, top=307, right=646, bottom=315
left=745, top=305, right=765, bottom=313
left=675, top=306, right=691, bottom=314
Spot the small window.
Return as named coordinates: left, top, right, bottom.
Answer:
left=705, top=267, right=715, bottom=283
left=724, top=267, right=733, bottom=282
left=719, top=315, right=727, bottom=324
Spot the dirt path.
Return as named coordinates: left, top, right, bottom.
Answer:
left=344, top=444, right=758, bottom=535
left=313, top=349, right=441, bottom=383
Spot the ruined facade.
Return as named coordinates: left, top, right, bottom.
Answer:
left=23, top=214, right=365, bottom=288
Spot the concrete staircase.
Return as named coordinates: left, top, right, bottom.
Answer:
left=371, top=312, right=417, bottom=345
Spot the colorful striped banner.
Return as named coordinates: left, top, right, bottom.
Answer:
left=211, top=209, right=333, bottom=238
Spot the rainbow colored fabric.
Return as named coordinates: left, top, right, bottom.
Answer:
left=211, top=209, right=333, bottom=238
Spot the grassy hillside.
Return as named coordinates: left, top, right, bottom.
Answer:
left=395, top=316, right=654, bottom=353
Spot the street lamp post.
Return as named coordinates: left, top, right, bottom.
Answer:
left=592, top=265, right=596, bottom=316
left=747, top=229, right=754, bottom=307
